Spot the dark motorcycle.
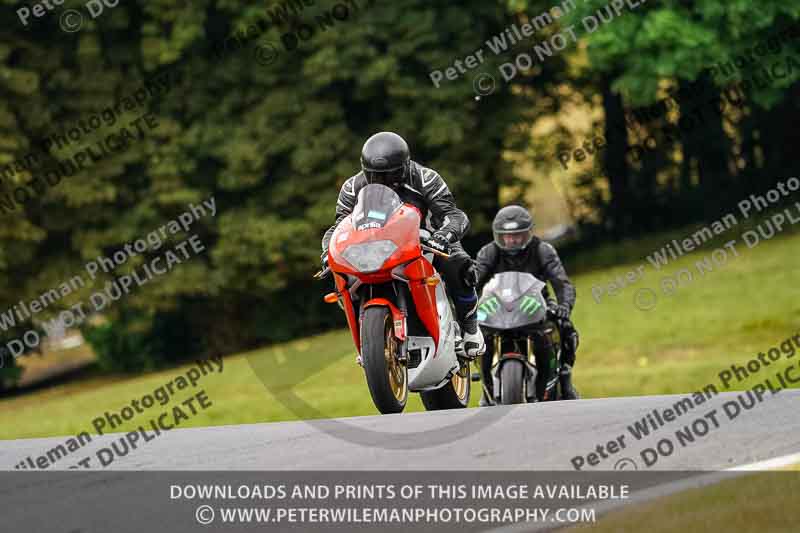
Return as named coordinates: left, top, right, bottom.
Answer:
left=474, top=271, right=563, bottom=405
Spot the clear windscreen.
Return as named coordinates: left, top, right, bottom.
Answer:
left=351, top=184, right=403, bottom=229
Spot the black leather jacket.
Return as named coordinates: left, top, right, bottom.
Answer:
left=474, top=238, right=576, bottom=311
left=322, top=161, right=470, bottom=252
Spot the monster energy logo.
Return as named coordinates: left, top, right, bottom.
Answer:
left=520, top=296, right=542, bottom=315
left=478, top=296, right=499, bottom=316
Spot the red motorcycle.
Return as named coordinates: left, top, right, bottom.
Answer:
left=317, top=184, right=471, bottom=414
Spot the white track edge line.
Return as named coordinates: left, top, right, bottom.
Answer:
left=487, top=451, right=800, bottom=533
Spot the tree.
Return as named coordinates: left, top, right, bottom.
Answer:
left=0, top=0, right=527, bottom=371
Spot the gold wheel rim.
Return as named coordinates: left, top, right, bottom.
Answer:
left=452, top=362, right=469, bottom=402
left=384, top=315, right=407, bottom=403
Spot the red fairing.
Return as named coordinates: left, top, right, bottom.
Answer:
left=334, top=272, right=361, bottom=352
left=328, top=205, right=422, bottom=284
left=403, top=257, right=440, bottom=347
left=326, top=199, right=442, bottom=348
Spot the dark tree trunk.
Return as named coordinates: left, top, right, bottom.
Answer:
left=738, top=111, right=760, bottom=196
left=600, top=73, right=632, bottom=237
left=757, top=82, right=800, bottom=192
left=676, top=73, right=732, bottom=218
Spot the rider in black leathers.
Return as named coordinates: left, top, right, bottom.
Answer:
left=321, top=131, right=485, bottom=358
left=474, top=205, right=580, bottom=402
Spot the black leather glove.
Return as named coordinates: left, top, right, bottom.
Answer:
left=550, top=302, right=571, bottom=320
left=425, top=231, right=451, bottom=254
left=462, top=260, right=478, bottom=288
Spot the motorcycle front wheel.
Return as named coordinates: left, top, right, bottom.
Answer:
left=361, top=306, right=407, bottom=414
left=420, top=361, right=471, bottom=411
left=500, top=359, right=525, bottom=405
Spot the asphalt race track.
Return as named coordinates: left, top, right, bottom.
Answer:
left=0, top=390, right=798, bottom=532
left=2, top=390, right=798, bottom=471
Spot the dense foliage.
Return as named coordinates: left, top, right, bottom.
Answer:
left=0, top=0, right=523, bottom=373
left=0, top=0, right=797, bottom=377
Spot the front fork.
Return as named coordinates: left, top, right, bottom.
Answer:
left=486, top=327, right=561, bottom=403
left=351, top=281, right=409, bottom=367
left=485, top=335, right=539, bottom=403
left=394, top=283, right=409, bottom=363
left=524, top=336, right=539, bottom=401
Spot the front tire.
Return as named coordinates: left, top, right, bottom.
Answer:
left=420, top=362, right=471, bottom=410
left=499, top=359, right=525, bottom=405
left=361, top=307, right=407, bottom=414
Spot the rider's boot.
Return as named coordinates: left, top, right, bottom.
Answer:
left=460, top=314, right=485, bottom=360
left=559, top=325, right=579, bottom=400
left=559, top=364, right=579, bottom=400
left=454, top=291, right=484, bottom=360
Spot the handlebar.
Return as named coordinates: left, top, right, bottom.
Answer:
left=420, top=244, right=450, bottom=259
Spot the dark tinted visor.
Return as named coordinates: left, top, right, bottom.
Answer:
left=364, top=167, right=405, bottom=186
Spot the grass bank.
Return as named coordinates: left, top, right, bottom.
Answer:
left=1, top=223, right=798, bottom=440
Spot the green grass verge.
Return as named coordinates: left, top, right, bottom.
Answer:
left=1, top=222, right=799, bottom=440
left=566, top=468, right=800, bottom=533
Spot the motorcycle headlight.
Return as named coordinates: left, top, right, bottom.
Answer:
left=341, top=240, right=398, bottom=273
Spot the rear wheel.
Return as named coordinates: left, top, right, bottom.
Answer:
left=361, top=307, right=407, bottom=414
left=499, top=359, right=525, bottom=405
left=420, top=361, right=471, bottom=410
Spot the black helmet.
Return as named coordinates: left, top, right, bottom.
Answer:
left=492, top=205, right=534, bottom=255
left=360, top=132, right=410, bottom=187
